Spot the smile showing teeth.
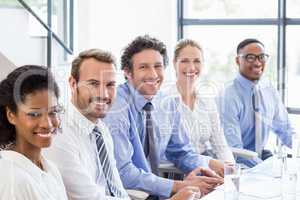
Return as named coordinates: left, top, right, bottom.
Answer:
left=94, top=102, right=107, bottom=106
left=144, top=80, right=158, bottom=85
left=36, top=132, right=52, bottom=138
left=184, top=72, right=197, bottom=77
left=252, top=67, right=262, bottom=73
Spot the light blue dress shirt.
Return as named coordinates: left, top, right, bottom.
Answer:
left=219, top=73, right=294, bottom=167
left=103, top=82, right=211, bottom=198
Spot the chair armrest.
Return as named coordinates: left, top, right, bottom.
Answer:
left=158, top=162, right=184, bottom=180
left=231, top=147, right=259, bottom=160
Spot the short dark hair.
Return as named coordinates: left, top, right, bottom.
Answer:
left=0, top=65, right=59, bottom=146
left=71, top=49, right=116, bottom=82
left=121, top=35, right=169, bottom=71
left=237, top=38, right=264, bottom=54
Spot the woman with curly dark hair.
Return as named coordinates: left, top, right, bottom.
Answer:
left=0, top=65, right=67, bottom=199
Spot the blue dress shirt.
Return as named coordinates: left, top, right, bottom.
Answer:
left=219, top=73, right=294, bottom=167
left=103, top=82, right=211, bottom=198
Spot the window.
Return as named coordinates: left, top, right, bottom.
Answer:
left=184, top=26, right=277, bottom=85
left=184, top=0, right=277, bottom=19
left=287, top=0, right=300, bottom=18
left=0, top=0, right=21, bottom=7
left=286, top=26, right=300, bottom=108
left=179, top=0, right=300, bottom=149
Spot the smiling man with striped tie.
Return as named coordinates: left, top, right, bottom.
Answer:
left=44, top=49, right=130, bottom=200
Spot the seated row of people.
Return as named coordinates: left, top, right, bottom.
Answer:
left=0, top=64, right=200, bottom=200
left=0, top=35, right=294, bottom=200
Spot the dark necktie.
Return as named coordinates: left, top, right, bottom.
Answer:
left=93, top=127, right=125, bottom=198
left=252, top=84, right=262, bottom=158
left=143, top=102, right=159, bottom=175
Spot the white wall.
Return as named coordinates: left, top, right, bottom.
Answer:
left=0, top=7, right=46, bottom=68
left=0, top=51, right=16, bottom=80
left=76, top=0, right=178, bottom=83
left=0, top=2, right=178, bottom=107
left=0, top=6, right=71, bottom=105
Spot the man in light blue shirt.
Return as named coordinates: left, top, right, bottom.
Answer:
left=220, top=38, right=294, bottom=167
left=104, top=35, right=224, bottom=199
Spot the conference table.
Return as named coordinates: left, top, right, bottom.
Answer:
left=202, top=157, right=300, bottom=200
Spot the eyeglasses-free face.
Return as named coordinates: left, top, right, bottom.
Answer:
left=174, top=45, right=203, bottom=86
left=7, top=90, right=61, bottom=150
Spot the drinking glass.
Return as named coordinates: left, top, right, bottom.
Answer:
left=224, top=163, right=241, bottom=200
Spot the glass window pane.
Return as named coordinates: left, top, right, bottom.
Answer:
left=24, top=0, right=71, bottom=47
left=0, top=0, right=21, bottom=7
left=184, top=0, right=277, bottom=19
left=183, top=26, right=277, bottom=87
left=286, top=26, right=300, bottom=108
left=24, top=0, right=47, bottom=23
left=287, top=0, right=300, bottom=18
left=52, top=0, right=71, bottom=46
left=0, top=4, right=47, bottom=66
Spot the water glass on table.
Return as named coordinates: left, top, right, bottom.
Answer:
left=224, top=163, right=241, bottom=200
left=281, top=156, right=298, bottom=200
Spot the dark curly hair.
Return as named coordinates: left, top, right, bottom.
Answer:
left=0, top=65, right=59, bottom=146
left=121, top=35, right=169, bottom=71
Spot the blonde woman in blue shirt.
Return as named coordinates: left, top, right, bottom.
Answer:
left=164, top=39, right=234, bottom=163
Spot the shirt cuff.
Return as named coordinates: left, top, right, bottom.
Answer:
left=201, top=156, right=211, bottom=169
left=183, top=155, right=211, bottom=173
left=153, top=176, right=174, bottom=198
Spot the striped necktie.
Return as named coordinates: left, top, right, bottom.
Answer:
left=93, top=127, right=125, bottom=198
left=143, top=102, right=159, bottom=175
left=252, top=84, right=262, bottom=158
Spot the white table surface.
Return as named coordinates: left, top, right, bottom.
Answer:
left=201, top=157, right=300, bottom=200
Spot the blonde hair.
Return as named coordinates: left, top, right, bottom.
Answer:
left=174, top=39, right=203, bottom=61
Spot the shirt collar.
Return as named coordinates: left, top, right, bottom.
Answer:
left=65, top=102, right=97, bottom=135
left=126, top=82, right=156, bottom=111
left=236, top=73, right=260, bottom=91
